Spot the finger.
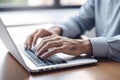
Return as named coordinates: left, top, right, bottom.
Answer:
left=27, top=35, right=34, bottom=49
left=32, top=29, right=55, bottom=46
left=41, top=46, right=64, bottom=59
left=40, top=34, right=58, bottom=40
left=24, top=29, right=38, bottom=49
left=32, top=31, right=41, bottom=46
left=36, top=41, right=62, bottom=56
left=25, top=34, right=34, bottom=49
left=36, top=35, right=60, bottom=52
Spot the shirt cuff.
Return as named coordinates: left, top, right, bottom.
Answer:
left=89, top=37, right=108, bottom=57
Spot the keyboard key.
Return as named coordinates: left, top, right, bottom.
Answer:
left=48, top=55, right=67, bottom=64
left=23, top=49, right=67, bottom=67
left=24, top=49, right=46, bottom=66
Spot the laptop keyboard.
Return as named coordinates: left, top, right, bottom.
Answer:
left=24, top=49, right=67, bottom=67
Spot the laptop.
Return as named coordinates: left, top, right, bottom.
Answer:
left=0, top=18, right=97, bottom=73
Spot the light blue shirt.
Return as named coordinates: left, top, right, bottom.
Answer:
left=59, top=0, right=120, bottom=62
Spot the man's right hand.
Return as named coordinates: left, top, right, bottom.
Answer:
left=24, top=27, right=62, bottom=49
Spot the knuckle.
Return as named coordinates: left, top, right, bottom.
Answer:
left=53, top=48, right=60, bottom=53
left=46, top=42, right=52, bottom=46
left=59, top=47, right=64, bottom=51
left=40, top=28, right=46, bottom=32
left=56, top=35, right=61, bottom=38
left=41, top=39, right=48, bottom=45
left=34, top=33, right=39, bottom=38
left=40, top=29, right=51, bottom=37
left=59, top=39, right=64, bottom=42
left=42, top=37, right=48, bottom=41
left=52, top=33, right=57, bottom=36
left=55, top=37, right=60, bottom=40
left=61, top=45, right=68, bottom=50
left=55, top=41, right=61, bottom=46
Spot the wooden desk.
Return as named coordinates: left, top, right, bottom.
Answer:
left=0, top=25, right=120, bottom=80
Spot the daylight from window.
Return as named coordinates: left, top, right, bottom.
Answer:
left=0, top=0, right=86, bottom=7
left=60, top=0, right=86, bottom=6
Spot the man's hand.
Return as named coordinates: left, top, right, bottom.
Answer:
left=35, top=34, right=92, bottom=58
left=24, top=27, right=62, bottom=49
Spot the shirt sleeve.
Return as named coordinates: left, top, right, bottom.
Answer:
left=90, top=35, right=120, bottom=62
left=58, top=0, right=95, bottom=38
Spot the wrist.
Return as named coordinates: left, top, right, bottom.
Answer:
left=49, top=27, right=62, bottom=35
left=84, top=39, right=93, bottom=55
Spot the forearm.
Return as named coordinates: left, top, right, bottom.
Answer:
left=55, top=0, right=95, bottom=38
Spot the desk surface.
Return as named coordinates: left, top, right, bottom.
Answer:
left=0, top=26, right=120, bottom=80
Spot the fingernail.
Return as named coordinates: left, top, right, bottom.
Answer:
left=36, top=52, right=42, bottom=57
left=36, top=52, right=39, bottom=56
left=40, top=55, right=43, bottom=58
left=41, top=55, right=45, bottom=59
left=41, top=52, right=48, bottom=59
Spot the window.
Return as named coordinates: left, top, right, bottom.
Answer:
left=0, top=0, right=86, bottom=11
left=60, top=0, right=86, bottom=6
left=0, top=0, right=54, bottom=6
left=28, top=0, right=54, bottom=6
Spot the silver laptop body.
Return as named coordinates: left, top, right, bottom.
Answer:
left=0, top=18, right=97, bottom=73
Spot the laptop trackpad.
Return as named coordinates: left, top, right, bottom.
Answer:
left=55, top=53, right=91, bottom=62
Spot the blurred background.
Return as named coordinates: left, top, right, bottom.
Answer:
left=0, top=0, right=87, bottom=26
left=0, top=0, right=86, bottom=7
left=0, top=0, right=95, bottom=37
